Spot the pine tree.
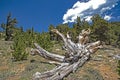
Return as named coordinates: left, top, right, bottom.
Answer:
left=0, top=13, right=17, bottom=40
left=73, top=17, right=83, bottom=34
left=12, top=32, right=28, bottom=61
left=36, top=32, right=53, bottom=51
left=48, top=24, right=56, bottom=40
left=91, top=14, right=111, bottom=44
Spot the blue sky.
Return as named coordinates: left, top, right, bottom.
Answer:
left=0, top=0, right=120, bottom=32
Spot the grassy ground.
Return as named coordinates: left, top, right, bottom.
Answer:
left=0, top=40, right=119, bottom=80
left=0, top=41, right=56, bottom=80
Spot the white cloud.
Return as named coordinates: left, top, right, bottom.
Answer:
left=85, top=16, right=92, bottom=21
left=101, top=7, right=111, bottom=12
left=104, top=15, right=111, bottom=20
left=63, top=0, right=119, bottom=23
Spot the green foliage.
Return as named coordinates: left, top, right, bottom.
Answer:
left=48, top=24, right=56, bottom=40
left=47, top=15, right=120, bottom=46
left=56, top=24, right=69, bottom=34
left=73, top=17, right=90, bottom=33
left=12, top=25, right=54, bottom=61
left=91, top=14, right=112, bottom=44
left=12, top=27, right=36, bottom=61
left=1, top=13, right=120, bottom=62
left=12, top=32, right=28, bottom=61
left=72, top=17, right=90, bottom=42
left=110, top=22, right=120, bottom=47
left=73, top=17, right=83, bottom=34
left=0, top=13, right=17, bottom=41
left=56, top=24, right=70, bottom=42
left=36, top=32, right=54, bottom=51
left=25, top=28, right=35, bottom=47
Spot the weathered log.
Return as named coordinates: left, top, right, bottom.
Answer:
left=33, top=63, right=69, bottom=79
left=31, top=28, right=102, bottom=80
left=31, top=43, right=65, bottom=62
left=32, top=50, right=91, bottom=80
left=51, top=29, right=77, bottom=55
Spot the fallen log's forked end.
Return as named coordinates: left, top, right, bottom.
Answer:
left=89, top=45, right=103, bottom=53
left=30, top=48, right=39, bottom=56
left=51, top=29, right=58, bottom=33
left=86, top=40, right=101, bottom=49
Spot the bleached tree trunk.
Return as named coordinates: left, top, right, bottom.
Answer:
left=30, top=28, right=102, bottom=80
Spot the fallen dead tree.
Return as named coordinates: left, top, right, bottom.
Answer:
left=30, top=28, right=102, bottom=80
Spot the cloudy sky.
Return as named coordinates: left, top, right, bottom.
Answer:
left=0, top=0, right=120, bottom=32
left=63, top=0, right=120, bottom=23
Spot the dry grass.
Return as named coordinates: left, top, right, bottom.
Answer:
left=0, top=40, right=119, bottom=80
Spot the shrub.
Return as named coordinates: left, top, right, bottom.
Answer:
left=36, top=32, right=54, bottom=51
left=12, top=32, right=28, bottom=61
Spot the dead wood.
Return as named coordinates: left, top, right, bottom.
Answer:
left=30, top=28, right=102, bottom=80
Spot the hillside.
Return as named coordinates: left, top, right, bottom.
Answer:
left=0, top=1, right=120, bottom=79
left=0, top=40, right=119, bottom=80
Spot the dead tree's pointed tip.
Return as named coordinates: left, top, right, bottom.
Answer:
left=67, top=32, right=71, bottom=39
left=34, top=43, right=37, bottom=45
left=30, top=48, right=39, bottom=56
left=51, top=29, right=58, bottom=33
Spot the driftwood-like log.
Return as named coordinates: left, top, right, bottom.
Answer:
left=30, top=28, right=102, bottom=80
left=31, top=43, right=65, bottom=62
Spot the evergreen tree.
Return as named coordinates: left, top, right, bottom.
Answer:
left=20, top=26, right=24, bottom=32
left=25, top=27, right=35, bottom=47
left=36, top=32, right=53, bottom=51
left=48, top=24, right=56, bottom=40
left=0, top=13, right=17, bottom=40
left=110, top=22, right=120, bottom=47
left=56, top=23, right=69, bottom=34
left=12, top=31, right=28, bottom=61
left=73, top=17, right=83, bottom=34
left=91, top=14, right=111, bottom=44
left=82, top=19, right=90, bottom=29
